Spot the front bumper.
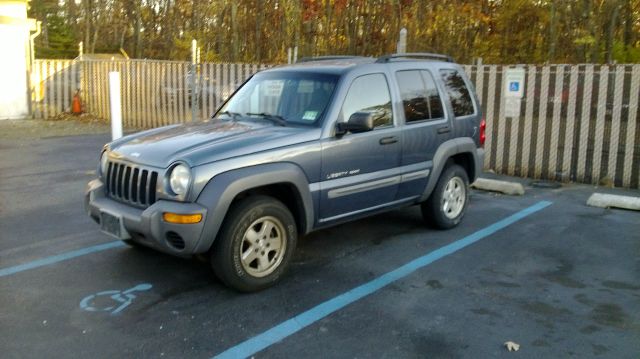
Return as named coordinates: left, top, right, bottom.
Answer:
left=85, top=179, right=207, bottom=255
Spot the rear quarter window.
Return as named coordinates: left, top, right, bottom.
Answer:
left=440, top=69, right=475, bottom=117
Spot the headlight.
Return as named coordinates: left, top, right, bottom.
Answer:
left=169, top=164, right=191, bottom=196
left=99, top=152, right=109, bottom=177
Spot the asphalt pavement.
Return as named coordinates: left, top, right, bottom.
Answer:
left=1, top=133, right=639, bottom=358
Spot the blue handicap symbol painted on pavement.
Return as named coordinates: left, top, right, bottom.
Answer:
left=80, top=283, right=152, bottom=315
left=509, top=81, right=520, bottom=92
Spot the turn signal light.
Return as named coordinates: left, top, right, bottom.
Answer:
left=162, top=212, right=202, bottom=224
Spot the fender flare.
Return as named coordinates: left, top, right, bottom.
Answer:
left=420, top=137, right=482, bottom=202
left=192, top=162, right=314, bottom=253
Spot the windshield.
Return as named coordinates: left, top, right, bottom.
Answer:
left=217, top=71, right=339, bottom=126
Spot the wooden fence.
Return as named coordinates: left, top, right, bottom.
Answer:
left=31, top=60, right=640, bottom=189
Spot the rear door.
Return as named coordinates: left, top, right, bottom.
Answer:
left=395, top=69, right=451, bottom=199
left=318, top=73, right=402, bottom=223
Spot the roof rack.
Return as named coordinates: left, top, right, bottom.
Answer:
left=297, top=55, right=369, bottom=63
left=375, top=53, right=454, bottom=63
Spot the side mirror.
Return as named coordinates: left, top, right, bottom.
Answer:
left=336, top=112, right=375, bottom=136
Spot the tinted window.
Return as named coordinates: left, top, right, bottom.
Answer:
left=396, top=71, right=429, bottom=122
left=421, top=71, right=445, bottom=119
left=396, top=70, right=445, bottom=123
left=440, top=70, right=474, bottom=117
left=340, top=74, right=392, bottom=128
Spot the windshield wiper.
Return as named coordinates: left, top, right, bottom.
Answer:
left=246, top=112, right=287, bottom=126
left=217, top=111, right=242, bottom=120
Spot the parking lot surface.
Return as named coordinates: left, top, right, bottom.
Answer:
left=1, top=133, right=639, bottom=358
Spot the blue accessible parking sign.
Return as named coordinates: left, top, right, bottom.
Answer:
left=504, top=68, right=526, bottom=117
left=504, top=68, right=525, bottom=99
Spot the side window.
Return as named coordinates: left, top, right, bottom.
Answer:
left=396, top=70, right=429, bottom=122
left=396, top=70, right=445, bottom=123
left=421, top=71, right=445, bottom=119
left=340, top=74, right=393, bottom=128
left=440, top=69, right=475, bottom=117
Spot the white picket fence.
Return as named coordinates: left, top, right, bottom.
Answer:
left=31, top=60, right=640, bottom=189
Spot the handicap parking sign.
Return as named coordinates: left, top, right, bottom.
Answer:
left=504, top=68, right=525, bottom=98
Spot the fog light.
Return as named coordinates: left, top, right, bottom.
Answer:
left=162, top=212, right=202, bottom=224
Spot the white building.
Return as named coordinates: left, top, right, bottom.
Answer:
left=0, top=0, right=39, bottom=120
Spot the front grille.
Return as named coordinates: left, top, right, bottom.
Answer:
left=105, top=161, right=159, bottom=207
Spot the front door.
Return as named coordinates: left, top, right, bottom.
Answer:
left=318, top=73, right=401, bottom=223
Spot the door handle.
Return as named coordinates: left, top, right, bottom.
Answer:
left=437, top=126, right=451, bottom=134
left=379, top=136, right=398, bottom=145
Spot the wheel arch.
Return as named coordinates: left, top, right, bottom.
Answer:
left=193, top=162, right=314, bottom=253
left=420, top=137, right=480, bottom=202
left=232, top=183, right=306, bottom=236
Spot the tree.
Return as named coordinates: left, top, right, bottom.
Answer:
left=28, top=0, right=640, bottom=64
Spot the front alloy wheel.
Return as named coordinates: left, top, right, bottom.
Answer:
left=211, top=196, right=297, bottom=292
left=240, top=216, right=287, bottom=278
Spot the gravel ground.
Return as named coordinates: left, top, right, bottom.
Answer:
left=0, top=113, right=110, bottom=140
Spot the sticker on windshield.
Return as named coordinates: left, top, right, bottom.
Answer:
left=302, top=111, right=318, bottom=121
left=264, top=80, right=284, bottom=97
left=297, top=80, right=314, bottom=93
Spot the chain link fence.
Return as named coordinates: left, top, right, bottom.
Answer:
left=32, top=59, right=268, bottom=126
left=32, top=60, right=640, bottom=189
left=464, top=64, right=640, bottom=189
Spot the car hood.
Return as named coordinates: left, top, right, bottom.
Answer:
left=108, top=120, right=321, bottom=168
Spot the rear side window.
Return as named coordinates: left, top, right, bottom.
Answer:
left=440, top=70, right=475, bottom=117
left=421, top=71, right=445, bottom=119
left=396, top=71, right=428, bottom=122
left=396, top=70, right=444, bottom=123
left=340, top=73, right=393, bottom=128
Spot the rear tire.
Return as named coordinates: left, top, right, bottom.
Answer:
left=210, top=196, right=297, bottom=292
left=421, top=164, right=469, bottom=229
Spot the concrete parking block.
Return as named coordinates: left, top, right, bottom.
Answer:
left=587, top=193, right=640, bottom=211
left=471, top=178, right=525, bottom=195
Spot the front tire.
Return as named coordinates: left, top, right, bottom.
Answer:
left=421, top=164, right=469, bottom=229
left=210, top=196, right=297, bottom=292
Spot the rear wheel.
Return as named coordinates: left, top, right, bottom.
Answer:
left=210, top=196, right=297, bottom=292
left=421, top=164, right=469, bottom=229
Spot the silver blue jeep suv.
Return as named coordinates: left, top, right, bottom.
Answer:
left=85, top=53, right=486, bottom=292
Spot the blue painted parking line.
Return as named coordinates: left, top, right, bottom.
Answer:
left=0, top=241, right=125, bottom=278
left=213, top=200, right=552, bottom=359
